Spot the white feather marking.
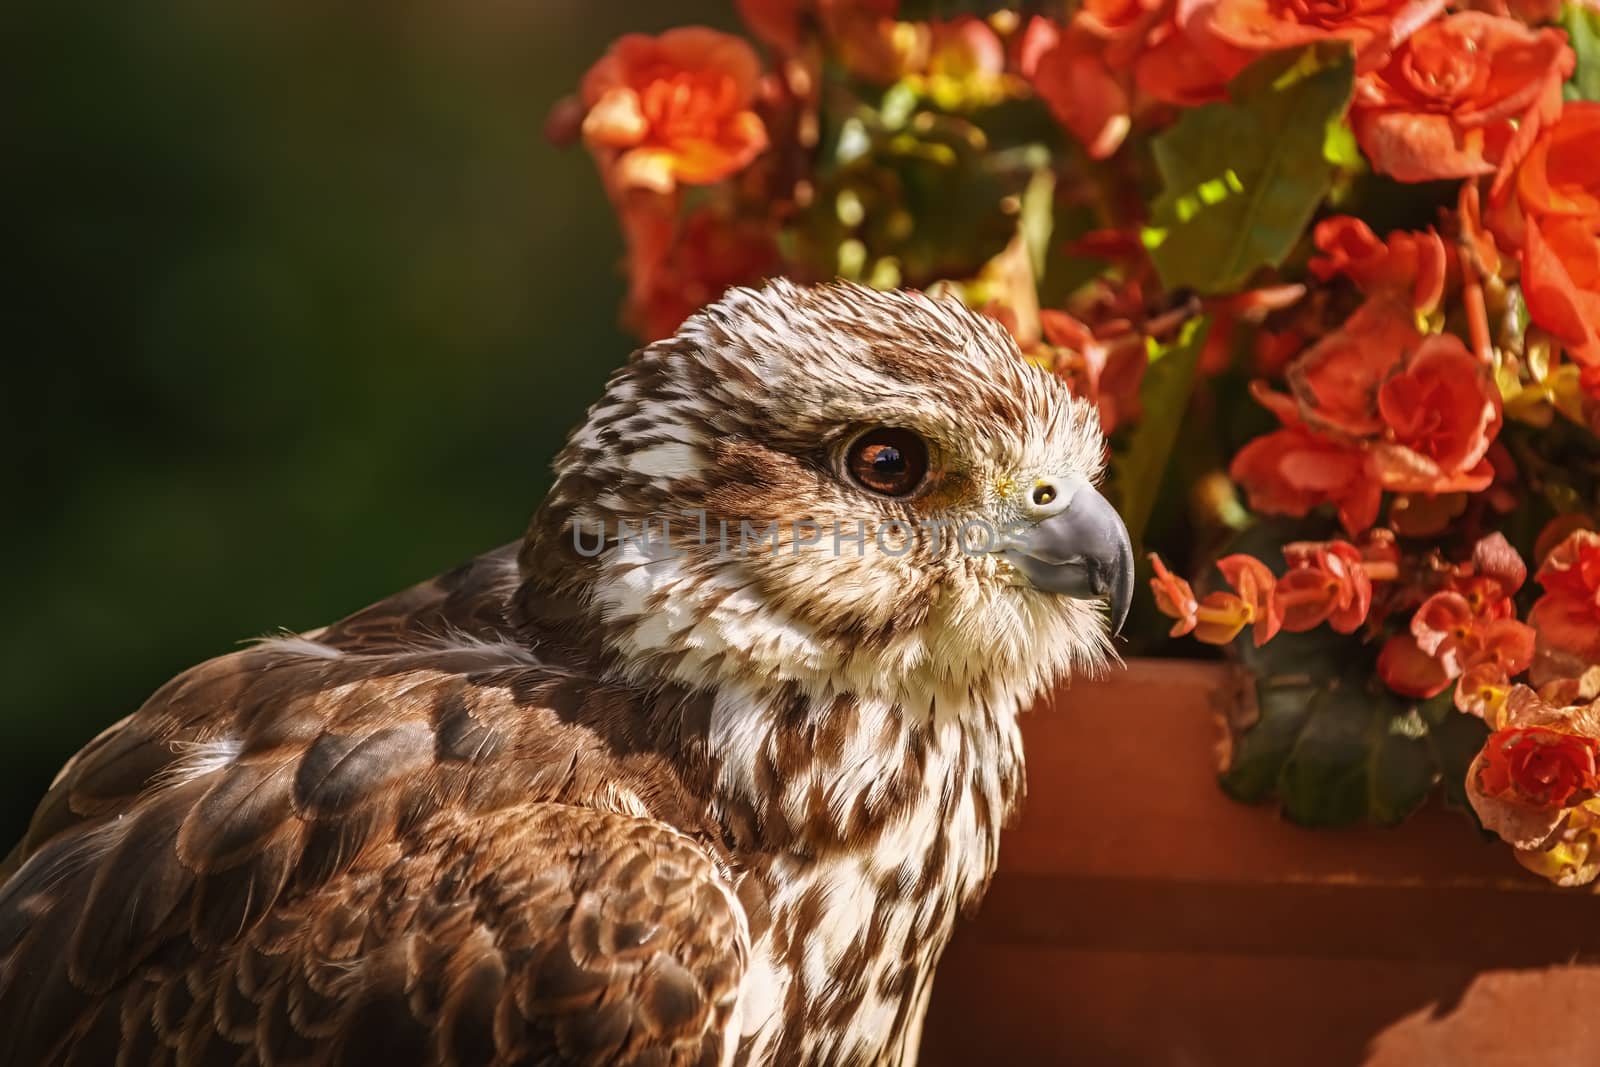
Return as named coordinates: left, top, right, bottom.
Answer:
left=626, top=441, right=701, bottom=480
left=161, top=737, right=243, bottom=786
left=255, top=635, right=344, bottom=659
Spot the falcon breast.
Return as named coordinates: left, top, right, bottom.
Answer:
left=0, top=280, right=1133, bottom=1067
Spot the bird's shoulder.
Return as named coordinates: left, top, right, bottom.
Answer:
left=10, top=545, right=720, bottom=866
left=0, top=547, right=743, bottom=1066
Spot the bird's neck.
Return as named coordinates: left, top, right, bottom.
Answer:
left=706, top=672, right=1025, bottom=881
left=709, top=674, right=1027, bottom=1067
left=509, top=548, right=1030, bottom=875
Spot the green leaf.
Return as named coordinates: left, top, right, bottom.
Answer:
left=1143, top=43, right=1356, bottom=294
left=1221, top=630, right=1456, bottom=828
left=1019, top=168, right=1056, bottom=285
left=1221, top=674, right=1322, bottom=805
left=1228, top=668, right=1439, bottom=828
left=1322, top=117, right=1364, bottom=172
left=1276, top=673, right=1384, bottom=827
left=1428, top=710, right=1491, bottom=816
left=1365, top=707, right=1437, bottom=826
left=1563, top=3, right=1600, bottom=102
left=1109, top=316, right=1209, bottom=552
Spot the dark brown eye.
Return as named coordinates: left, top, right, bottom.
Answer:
left=846, top=428, right=929, bottom=497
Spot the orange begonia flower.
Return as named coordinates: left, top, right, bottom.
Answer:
left=1078, top=0, right=1175, bottom=62
left=1133, top=9, right=1234, bottom=106
left=581, top=29, right=769, bottom=194
left=1038, top=310, right=1148, bottom=436
left=1149, top=553, right=1200, bottom=637
left=1410, top=590, right=1535, bottom=679
left=1229, top=424, right=1382, bottom=535
left=1030, top=0, right=1238, bottom=157
left=1364, top=444, right=1497, bottom=496
left=1284, top=295, right=1423, bottom=438
left=1276, top=540, right=1373, bottom=634
left=1530, top=529, right=1600, bottom=661
left=1309, top=216, right=1448, bottom=315
left=1217, top=553, right=1282, bottom=645
left=1350, top=13, right=1571, bottom=190
left=1148, top=553, right=1279, bottom=646
left=1514, top=802, right=1600, bottom=888
left=1510, top=102, right=1600, bottom=368
left=1382, top=533, right=1535, bottom=704
left=1468, top=619, right=1539, bottom=677
left=1456, top=661, right=1513, bottom=724
left=1375, top=333, right=1503, bottom=479
left=1030, top=21, right=1136, bottom=159
left=1477, top=726, right=1600, bottom=811
left=1379, top=633, right=1453, bottom=698
left=1192, top=590, right=1257, bottom=645
left=1410, top=590, right=1476, bottom=667
left=1449, top=574, right=1515, bottom=622
left=1522, top=215, right=1600, bottom=369
left=1468, top=688, right=1600, bottom=859
left=1535, top=514, right=1598, bottom=569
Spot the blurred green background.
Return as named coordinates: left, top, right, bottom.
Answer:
left=2, top=0, right=734, bottom=847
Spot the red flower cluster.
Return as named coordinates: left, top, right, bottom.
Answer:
left=1036, top=309, right=1147, bottom=436
left=1309, top=217, right=1447, bottom=316
left=1158, top=523, right=1600, bottom=886
left=1150, top=536, right=1390, bottom=647
left=1019, top=238, right=1302, bottom=435
left=1012, top=0, right=1600, bottom=485
left=1380, top=581, right=1535, bottom=702
left=560, top=0, right=1600, bottom=886
left=1232, top=326, right=1502, bottom=535
left=1024, top=0, right=1459, bottom=159
left=1152, top=530, right=1547, bottom=710
left=548, top=24, right=783, bottom=337
left=1021, top=0, right=1576, bottom=192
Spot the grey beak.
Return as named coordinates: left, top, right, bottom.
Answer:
left=998, top=486, right=1135, bottom=635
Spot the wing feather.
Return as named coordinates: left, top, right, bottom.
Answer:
left=0, top=550, right=743, bottom=1066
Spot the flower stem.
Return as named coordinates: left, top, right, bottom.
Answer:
left=1461, top=247, right=1492, bottom=365
left=1365, top=561, right=1399, bottom=582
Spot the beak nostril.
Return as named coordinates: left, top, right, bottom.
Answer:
left=1032, top=483, right=1058, bottom=507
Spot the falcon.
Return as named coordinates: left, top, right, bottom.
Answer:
left=0, top=280, right=1133, bottom=1067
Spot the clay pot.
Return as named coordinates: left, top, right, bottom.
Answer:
left=920, top=658, right=1600, bottom=1066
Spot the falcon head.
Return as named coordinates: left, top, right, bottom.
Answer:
left=522, top=279, right=1132, bottom=712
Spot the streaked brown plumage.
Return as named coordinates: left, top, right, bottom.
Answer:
left=0, top=280, right=1131, bottom=1066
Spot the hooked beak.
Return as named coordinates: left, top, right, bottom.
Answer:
left=996, top=483, right=1135, bottom=636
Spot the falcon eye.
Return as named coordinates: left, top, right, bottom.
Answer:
left=845, top=428, right=929, bottom=497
